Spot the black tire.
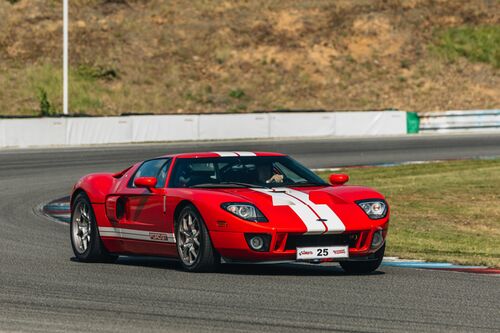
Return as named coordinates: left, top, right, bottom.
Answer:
left=70, top=193, right=117, bottom=263
left=175, top=205, right=220, bottom=272
left=340, top=244, right=385, bottom=274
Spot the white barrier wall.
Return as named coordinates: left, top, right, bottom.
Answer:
left=199, top=114, right=270, bottom=140
left=270, top=113, right=336, bottom=137
left=131, top=115, right=199, bottom=142
left=67, top=117, right=133, bottom=145
left=0, top=111, right=407, bottom=148
left=0, top=120, right=5, bottom=147
left=335, top=111, right=407, bottom=136
left=2, top=118, right=67, bottom=147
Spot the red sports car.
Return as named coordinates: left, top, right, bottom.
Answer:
left=70, top=152, right=389, bottom=273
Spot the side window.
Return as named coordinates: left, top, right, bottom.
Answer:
left=170, top=160, right=217, bottom=187
left=156, top=159, right=172, bottom=188
left=129, top=158, right=171, bottom=188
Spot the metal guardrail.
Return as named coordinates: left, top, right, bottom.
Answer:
left=419, top=110, right=500, bottom=132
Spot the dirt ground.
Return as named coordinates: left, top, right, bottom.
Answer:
left=0, top=0, right=499, bottom=115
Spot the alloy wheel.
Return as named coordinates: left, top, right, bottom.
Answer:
left=72, top=201, right=92, bottom=254
left=177, top=211, right=201, bottom=265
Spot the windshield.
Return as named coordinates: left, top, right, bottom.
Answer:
left=169, top=156, right=328, bottom=188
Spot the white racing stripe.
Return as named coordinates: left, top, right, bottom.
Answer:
left=285, top=188, right=345, bottom=233
left=253, top=188, right=345, bottom=234
left=234, top=152, right=257, bottom=156
left=213, top=152, right=256, bottom=157
left=99, top=227, right=176, bottom=243
left=253, top=188, right=325, bottom=234
left=213, top=152, right=238, bottom=157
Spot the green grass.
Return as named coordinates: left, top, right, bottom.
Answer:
left=432, top=26, right=500, bottom=68
left=316, top=159, right=500, bottom=267
left=28, top=64, right=62, bottom=115
left=69, top=65, right=109, bottom=115
left=0, top=63, right=109, bottom=116
left=0, top=63, right=62, bottom=116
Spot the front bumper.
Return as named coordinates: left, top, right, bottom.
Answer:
left=210, top=225, right=388, bottom=261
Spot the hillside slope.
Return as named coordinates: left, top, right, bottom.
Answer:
left=1, top=0, right=499, bottom=116
left=0, top=0, right=62, bottom=116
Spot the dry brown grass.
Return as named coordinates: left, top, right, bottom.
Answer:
left=0, top=0, right=62, bottom=115
left=0, top=0, right=499, bottom=115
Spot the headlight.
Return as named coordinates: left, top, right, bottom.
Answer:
left=356, top=200, right=388, bottom=219
left=221, top=203, right=268, bottom=222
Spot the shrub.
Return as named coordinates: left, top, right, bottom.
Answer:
left=38, top=88, right=55, bottom=116
left=76, top=65, right=118, bottom=81
left=229, top=88, right=245, bottom=99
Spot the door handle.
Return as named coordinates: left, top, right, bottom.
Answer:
left=163, top=195, right=166, bottom=214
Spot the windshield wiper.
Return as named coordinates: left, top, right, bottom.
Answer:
left=189, top=182, right=268, bottom=188
left=290, top=182, right=328, bottom=187
left=220, top=182, right=268, bottom=188
left=189, top=183, right=235, bottom=188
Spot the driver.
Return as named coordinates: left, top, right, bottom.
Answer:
left=177, top=165, right=193, bottom=187
left=256, top=163, right=284, bottom=184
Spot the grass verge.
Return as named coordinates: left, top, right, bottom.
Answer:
left=432, top=25, right=500, bottom=68
left=317, top=159, right=500, bottom=267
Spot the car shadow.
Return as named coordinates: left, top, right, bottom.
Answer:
left=71, top=255, right=181, bottom=270
left=217, top=262, right=385, bottom=276
left=71, top=256, right=385, bottom=276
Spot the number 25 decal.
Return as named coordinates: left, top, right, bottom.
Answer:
left=317, top=248, right=329, bottom=256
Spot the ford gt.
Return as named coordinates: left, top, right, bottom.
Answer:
left=70, top=152, right=389, bottom=273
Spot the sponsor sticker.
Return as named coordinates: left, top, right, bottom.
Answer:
left=149, top=232, right=168, bottom=241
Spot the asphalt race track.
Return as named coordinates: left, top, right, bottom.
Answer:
left=0, top=133, right=499, bottom=332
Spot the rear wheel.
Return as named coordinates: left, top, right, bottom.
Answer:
left=340, top=244, right=385, bottom=274
left=70, top=193, right=117, bottom=262
left=176, top=205, right=219, bottom=272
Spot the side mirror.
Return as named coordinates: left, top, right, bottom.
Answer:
left=134, top=176, right=157, bottom=189
left=329, top=173, right=349, bottom=186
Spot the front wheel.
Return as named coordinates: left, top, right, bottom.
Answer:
left=70, top=193, right=117, bottom=262
left=340, top=244, right=385, bottom=274
left=176, top=205, right=219, bottom=272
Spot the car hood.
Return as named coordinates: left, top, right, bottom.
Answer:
left=214, top=185, right=386, bottom=233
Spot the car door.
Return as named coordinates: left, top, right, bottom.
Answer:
left=108, top=158, right=177, bottom=256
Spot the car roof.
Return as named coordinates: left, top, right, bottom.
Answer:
left=160, top=151, right=287, bottom=159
